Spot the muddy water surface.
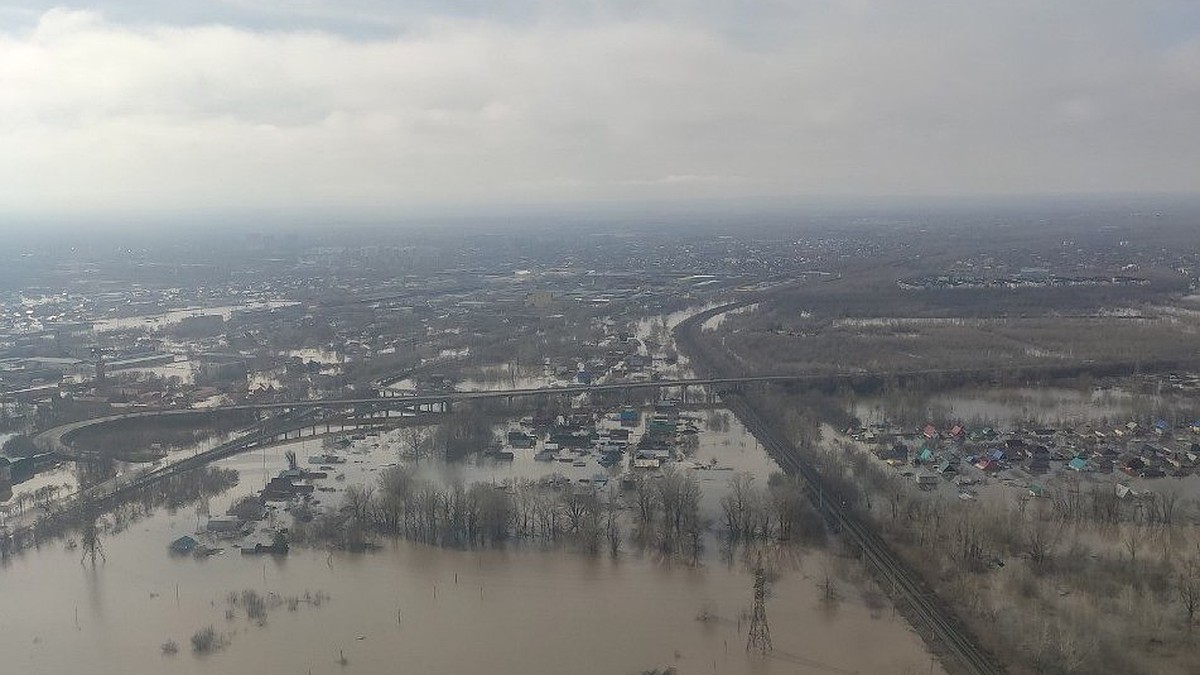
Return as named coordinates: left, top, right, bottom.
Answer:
left=0, top=515, right=939, bottom=675
left=1, top=412, right=943, bottom=675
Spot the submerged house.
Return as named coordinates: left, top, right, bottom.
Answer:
left=262, top=475, right=315, bottom=501
left=507, top=431, right=536, bottom=449
left=169, top=535, right=198, bottom=554
left=207, top=515, right=246, bottom=535
left=240, top=529, right=289, bottom=555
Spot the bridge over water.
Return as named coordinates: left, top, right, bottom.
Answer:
left=34, top=356, right=1176, bottom=457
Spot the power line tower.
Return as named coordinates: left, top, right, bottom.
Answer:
left=746, top=557, right=772, bottom=653
left=80, top=502, right=105, bottom=566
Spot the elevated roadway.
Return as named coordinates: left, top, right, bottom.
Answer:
left=36, top=358, right=1188, bottom=456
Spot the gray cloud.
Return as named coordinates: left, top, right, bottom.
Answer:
left=1, top=4, right=1198, bottom=220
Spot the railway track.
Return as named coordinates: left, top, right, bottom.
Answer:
left=676, top=300, right=1002, bottom=675
left=726, top=395, right=1001, bottom=675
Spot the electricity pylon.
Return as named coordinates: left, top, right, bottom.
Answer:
left=746, top=557, right=772, bottom=653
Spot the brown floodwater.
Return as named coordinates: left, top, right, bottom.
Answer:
left=1, top=414, right=943, bottom=675
left=0, top=517, right=940, bottom=675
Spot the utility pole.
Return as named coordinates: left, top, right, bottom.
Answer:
left=746, top=556, right=772, bottom=654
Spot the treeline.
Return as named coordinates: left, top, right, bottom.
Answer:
left=718, top=472, right=825, bottom=546
left=748, top=276, right=1182, bottom=323
left=294, top=466, right=700, bottom=559
left=829, top=435, right=1200, bottom=675
left=294, top=465, right=825, bottom=562
left=699, top=271, right=1200, bottom=380
left=725, top=318, right=1200, bottom=382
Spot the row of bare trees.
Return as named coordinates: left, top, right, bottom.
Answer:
left=628, top=468, right=704, bottom=559
left=294, top=464, right=719, bottom=562
left=718, top=471, right=824, bottom=545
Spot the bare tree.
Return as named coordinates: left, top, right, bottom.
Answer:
left=1123, top=526, right=1146, bottom=576
left=1159, top=489, right=1179, bottom=526
left=656, top=467, right=700, bottom=542
left=720, top=472, right=755, bottom=540
left=400, top=425, right=431, bottom=463
left=631, top=473, right=659, bottom=533
left=1179, top=556, right=1200, bottom=629
left=605, top=484, right=621, bottom=557
left=1024, top=513, right=1058, bottom=569
left=344, top=484, right=375, bottom=524
left=561, top=487, right=597, bottom=534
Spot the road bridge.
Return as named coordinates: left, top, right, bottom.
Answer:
left=181, top=356, right=1199, bottom=413
left=35, top=355, right=1190, bottom=457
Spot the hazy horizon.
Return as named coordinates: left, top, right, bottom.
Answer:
left=3, top=2, right=1199, bottom=225
left=2, top=192, right=1198, bottom=243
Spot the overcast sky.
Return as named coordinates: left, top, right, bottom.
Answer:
left=1, top=1, right=1198, bottom=222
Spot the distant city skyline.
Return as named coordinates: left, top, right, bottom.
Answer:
left=2, top=2, right=1199, bottom=224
